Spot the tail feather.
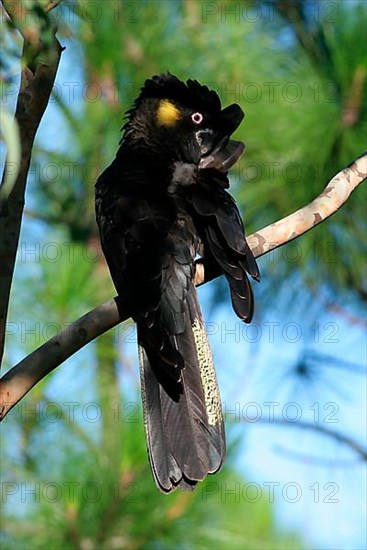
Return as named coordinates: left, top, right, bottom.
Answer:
left=138, top=285, right=225, bottom=493
left=139, top=346, right=183, bottom=491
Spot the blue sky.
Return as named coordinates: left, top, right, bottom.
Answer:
left=203, top=283, right=367, bottom=550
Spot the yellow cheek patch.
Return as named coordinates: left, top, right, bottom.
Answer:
left=156, top=99, right=181, bottom=127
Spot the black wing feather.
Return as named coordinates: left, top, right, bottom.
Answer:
left=188, top=171, right=259, bottom=323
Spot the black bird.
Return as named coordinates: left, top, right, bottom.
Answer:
left=95, top=74, right=259, bottom=492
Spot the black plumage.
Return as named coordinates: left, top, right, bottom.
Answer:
left=95, top=74, right=259, bottom=492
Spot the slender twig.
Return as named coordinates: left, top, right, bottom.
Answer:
left=0, top=154, right=366, bottom=420
left=273, top=445, right=364, bottom=467
left=2, top=0, right=59, bottom=48
left=259, top=418, right=367, bottom=462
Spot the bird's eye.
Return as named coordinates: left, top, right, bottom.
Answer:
left=191, top=112, right=203, bottom=125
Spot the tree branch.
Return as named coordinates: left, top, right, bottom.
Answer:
left=0, top=1, right=63, bottom=365
left=0, top=154, right=365, bottom=420
left=44, top=0, right=63, bottom=13
left=194, top=153, right=367, bottom=284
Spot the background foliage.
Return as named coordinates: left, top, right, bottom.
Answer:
left=1, top=1, right=366, bottom=549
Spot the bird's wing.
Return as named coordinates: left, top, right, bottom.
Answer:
left=188, top=170, right=260, bottom=322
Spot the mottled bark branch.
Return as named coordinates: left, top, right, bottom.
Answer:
left=0, top=153, right=366, bottom=420
left=194, top=153, right=367, bottom=284
left=0, top=1, right=63, bottom=364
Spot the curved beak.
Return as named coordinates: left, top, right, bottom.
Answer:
left=199, top=104, right=245, bottom=172
left=219, top=103, right=245, bottom=135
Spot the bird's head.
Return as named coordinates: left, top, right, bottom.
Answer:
left=121, top=74, right=245, bottom=171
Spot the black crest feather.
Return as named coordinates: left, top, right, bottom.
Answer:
left=134, top=73, right=222, bottom=114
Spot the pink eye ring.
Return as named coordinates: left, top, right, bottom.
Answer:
left=191, top=112, right=203, bottom=124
